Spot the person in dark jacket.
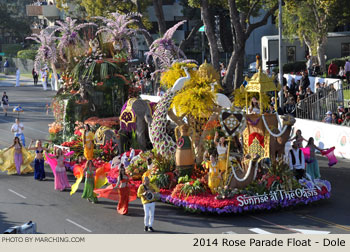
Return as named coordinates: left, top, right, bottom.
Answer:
left=301, top=72, right=310, bottom=93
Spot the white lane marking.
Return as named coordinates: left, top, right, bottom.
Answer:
left=222, top=231, right=237, bottom=234
left=66, top=219, right=92, bottom=233
left=8, top=189, right=26, bottom=199
left=291, top=228, right=331, bottom=234
left=249, top=228, right=273, bottom=234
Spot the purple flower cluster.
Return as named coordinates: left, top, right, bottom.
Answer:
left=159, top=189, right=331, bottom=215
left=145, top=20, right=187, bottom=71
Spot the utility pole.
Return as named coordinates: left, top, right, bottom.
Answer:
left=278, top=0, right=284, bottom=110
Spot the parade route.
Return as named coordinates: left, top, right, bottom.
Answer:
left=1, top=76, right=350, bottom=234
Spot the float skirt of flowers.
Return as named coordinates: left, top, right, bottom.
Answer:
left=159, top=183, right=331, bottom=214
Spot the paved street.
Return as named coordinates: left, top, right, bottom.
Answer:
left=1, top=74, right=350, bottom=234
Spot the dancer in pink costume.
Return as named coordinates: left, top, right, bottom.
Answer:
left=46, top=149, right=74, bottom=191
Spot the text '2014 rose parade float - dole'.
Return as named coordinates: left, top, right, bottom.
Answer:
left=2, top=11, right=334, bottom=216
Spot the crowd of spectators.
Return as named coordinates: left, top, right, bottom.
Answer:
left=130, top=63, right=160, bottom=96
left=322, top=107, right=350, bottom=126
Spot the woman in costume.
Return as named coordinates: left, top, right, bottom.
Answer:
left=95, top=164, right=137, bottom=214
left=82, top=160, right=98, bottom=203
left=289, top=129, right=307, bottom=148
left=248, top=97, right=260, bottom=114
left=208, top=153, right=221, bottom=194
left=45, top=149, right=73, bottom=191
left=305, top=137, right=326, bottom=180
left=114, top=165, right=131, bottom=214
left=4, top=137, right=23, bottom=174
left=82, top=124, right=94, bottom=161
left=0, top=137, right=34, bottom=175
left=214, top=131, right=227, bottom=173
left=28, top=140, right=49, bottom=181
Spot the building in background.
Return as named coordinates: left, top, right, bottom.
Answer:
left=261, top=32, right=350, bottom=71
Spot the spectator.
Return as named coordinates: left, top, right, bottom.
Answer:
left=289, top=78, right=298, bottom=98
left=268, top=104, right=275, bottom=114
left=328, top=61, right=338, bottom=78
left=300, top=72, right=310, bottom=93
left=156, top=87, right=164, bottom=97
left=296, top=85, right=305, bottom=101
left=32, top=68, right=38, bottom=86
left=345, top=59, right=350, bottom=83
left=331, top=113, right=338, bottom=124
left=306, top=55, right=313, bottom=76
left=305, top=87, right=314, bottom=98
left=337, top=106, right=345, bottom=117
left=338, top=113, right=346, bottom=124
left=4, top=58, right=9, bottom=75
left=315, top=82, right=325, bottom=99
left=1, top=91, right=9, bottom=116
left=15, top=68, right=20, bottom=87
left=341, top=112, right=350, bottom=127
left=220, top=63, right=226, bottom=77
left=323, top=111, right=332, bottom=123
left=338, top=66, right=345, bottom=80
left=284, top=94, right=296, bottom=116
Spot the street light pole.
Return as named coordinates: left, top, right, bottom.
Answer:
left=278, top=0, right=284, bottom=110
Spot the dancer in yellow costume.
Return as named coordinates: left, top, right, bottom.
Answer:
left=82, top=124, right=94, bottom=160
left=0, top=137, right=34, bottom=175
left=214, top=131, right=227, bottom=173
left=208, top=154, right=221, bottom=194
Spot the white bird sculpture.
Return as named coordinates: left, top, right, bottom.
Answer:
left=210, top=82, right=232, bottom=108
left=171, top=67, right=191, bottom=92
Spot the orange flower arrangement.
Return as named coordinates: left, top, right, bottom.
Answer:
left=84, top=116, right=120, bottom=127
left=203, top=120, right=220, bottom=131
left=48, top=122, right=63, bottom=134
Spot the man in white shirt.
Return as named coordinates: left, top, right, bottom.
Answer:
left=11, top=118, right=25, bottom=147
left=288, top=141, right=305, bottom=180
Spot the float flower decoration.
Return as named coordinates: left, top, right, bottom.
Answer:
left=145, top=20, right=188, bottom=71
left=158, top=182, right=331, bottom=214
left=94, top=12, right=145, bottom=58
left=53, top=17, right=97, bottom=62
left=26, top=29, right=58, bottom=73
left=26, top=28, right=61, bottom=90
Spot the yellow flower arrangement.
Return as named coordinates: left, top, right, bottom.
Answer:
left=160, top=62, right=197, bottom=89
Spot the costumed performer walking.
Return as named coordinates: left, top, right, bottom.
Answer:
left=94, top=164, right=137, bottom=215
left=82, top=160, right=98, bottom=203
left=304, top=137, right=327, bottom=180
left=137, top=176, right=159, bottom=232
left=46, top=149, right=73, bottom=191
left=0, top=137, right=34, bottom=175
left=28, top=140, right=49, bottom=181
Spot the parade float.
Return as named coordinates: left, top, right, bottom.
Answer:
left=25, top=12, right=332, bottom=215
